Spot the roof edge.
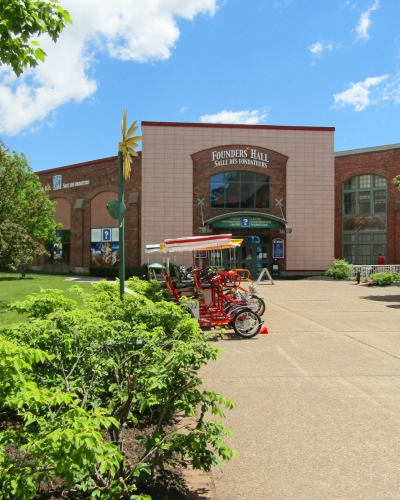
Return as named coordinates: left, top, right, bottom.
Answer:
left=142, top=121, right=335, bottom=132
left=335, top=143, right=400, bottom=157
left=36, top=152, right=141, bottom=175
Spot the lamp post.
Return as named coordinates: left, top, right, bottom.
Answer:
left=107, top=110, right=142, bottom=299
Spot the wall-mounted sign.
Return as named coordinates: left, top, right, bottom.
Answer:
left=53, top=175, right=62, bottom=190
left=273, top=238, right=285, bottom=259
left=102, top=228, right=112, bottom=242
left=46, top=177, right=90, bottom=191
left=91, top=227, right=119, bottom=266
left=241, top=217, right=251, bottom=227
left=92, top=227, right=118, bottom=243
left=91, top=242, right=120, bottom=267
left=112, top=228, right=119, bottom=242
left=212, top=216, right=281, bottom=229
left=195, top=250, right=208, bottom=259
left=210, top=147, right=269, bottom=169
left=91, top=228, right=101, bottom=242
left=63, top=180, right=90, bottom=189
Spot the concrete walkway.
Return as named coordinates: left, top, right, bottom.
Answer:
left=199, top=280, right=400, bottom=500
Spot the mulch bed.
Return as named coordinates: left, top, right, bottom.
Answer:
left=4, top=414, right=191, bottom=500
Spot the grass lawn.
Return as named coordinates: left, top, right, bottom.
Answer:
left=0, top=273, right=98, bottom=325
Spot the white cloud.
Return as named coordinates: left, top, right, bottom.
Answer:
left=356, top=0, right=379, bottom=40
left=308, top=41, right=333, bottom=57
left=0, top=0, right=218, bottom=135
left=199, top=109, right=268, bottom=125
left=333, top=74, right=389, bottom=111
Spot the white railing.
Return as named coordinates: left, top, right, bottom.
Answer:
left=351, top=265, right=400, bottom=278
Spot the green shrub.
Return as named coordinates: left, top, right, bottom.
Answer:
left=0, top=282, right=236, bottom=498
left=126, top=276, right=163, bottom=302
left=325, top=259, right=353, bottom=280
left=7, top=288, right=77, bottom=318
left=369, top=271, right=395, bottom=286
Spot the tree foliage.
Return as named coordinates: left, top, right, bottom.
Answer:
left=0, top=281, right=236, bottom=498
left=0, top=0, right=72, bottom=76
left=0, top=142, right=59, bottom=272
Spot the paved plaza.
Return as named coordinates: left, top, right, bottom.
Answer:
left=199, top=279, right=400, bottom=500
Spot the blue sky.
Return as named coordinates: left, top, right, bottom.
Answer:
left=1, top=0, right=399, bottom=172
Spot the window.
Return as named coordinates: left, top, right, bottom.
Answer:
left=210, top=171, right=270, bottom=209
left=359, top=175, right=371, bottom=189
left=46, top=230, right=70, bottom=265
left=374, top=190, right=386, bottom=213
left=342, top=174, right=387, bottom=264
left=343, top=178, right=356, bottom=190
left=343, top=174, right=387, bottom=216
left=344, top=193, right=355, bottom=214
left=374, top=177, right=387, bottom=188
left=358, top=192, right=370, bottom=214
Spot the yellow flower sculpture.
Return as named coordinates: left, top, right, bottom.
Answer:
left=119, top=109, right=142, bottom=180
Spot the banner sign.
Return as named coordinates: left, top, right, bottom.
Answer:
left=273, top=238, right=284, bottom=259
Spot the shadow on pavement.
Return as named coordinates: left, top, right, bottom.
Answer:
left=208, top=333, right=259, bottom=342
left=186, top=488, right=212, bottom=500
left=360, top=294, right=400, bottom=303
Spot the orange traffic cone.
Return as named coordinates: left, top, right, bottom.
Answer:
left=259, top=326, right=269, bottom=334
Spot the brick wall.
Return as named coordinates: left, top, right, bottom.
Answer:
left=36, top=155, right=142, bottom=270
left=335, top=147, right=400, bottom=264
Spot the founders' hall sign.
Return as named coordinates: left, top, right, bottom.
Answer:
left=210, top=147, right=269, bottom=168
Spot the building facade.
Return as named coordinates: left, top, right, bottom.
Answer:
left=35, top=121, right=337, bottom=277
left=36, top=155, right=141, bottom=272
left=335, top=143, right=400, bottom=266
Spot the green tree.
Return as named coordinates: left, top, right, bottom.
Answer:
left=0, top=0, right=72, bottom=77
left=0, top=142, right=59, bottom=275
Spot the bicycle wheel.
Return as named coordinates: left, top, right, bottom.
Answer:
left=232, top=310, right=261, bottom=338
left=248, top=295, right=265, bottom=316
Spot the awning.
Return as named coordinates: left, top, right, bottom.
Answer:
left=203, top=238, right=243, bottom=250
left=162, top=234, right=233, bottom=253
left=145, top=244, right=161, bottom=253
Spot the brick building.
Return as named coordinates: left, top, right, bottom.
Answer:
left=35, top=121, right=337, bottom=277
left=36, top=155, right=141, bottom=272
left=335, top=143, right=400, bottom=266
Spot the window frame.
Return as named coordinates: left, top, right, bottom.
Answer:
left=209, top=170, right=270, bottom=210
left=342, top=174, right=387, bottom=265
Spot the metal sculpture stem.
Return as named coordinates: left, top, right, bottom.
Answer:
left=118, top=151, right=125, bottom=299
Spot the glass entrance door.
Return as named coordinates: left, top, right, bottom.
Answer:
left=223, top=236, right=269, bottom=280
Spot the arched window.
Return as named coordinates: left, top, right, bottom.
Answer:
left=210, top=171, right=270, bottom=209
left=342, top=174, right=387, bottom=265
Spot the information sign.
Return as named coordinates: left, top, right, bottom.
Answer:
left=273, top=238, right=284, bottom=259
left=91, top=229, right=101, bottom=242
left=213, top=216, right=281, bottom=229
left=111, top=228, right=119, bottom=242
left=102, top=228, right=112, bottom=242
left=241, top=217, right=251, bottom=227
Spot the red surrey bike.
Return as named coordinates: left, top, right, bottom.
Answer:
left=166, top=269, right=265, bottom=339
